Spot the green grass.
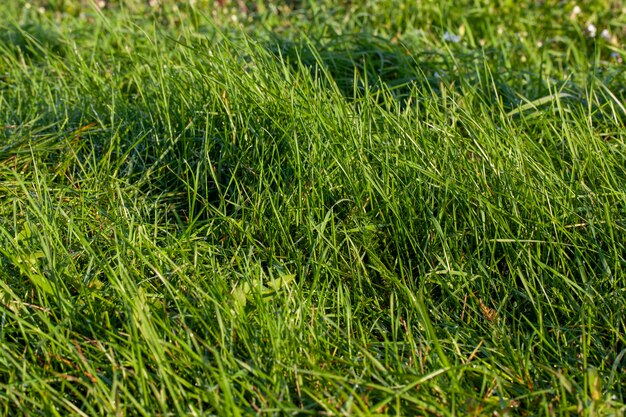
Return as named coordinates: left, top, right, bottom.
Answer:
left=0, top=0, right=625, bottom=415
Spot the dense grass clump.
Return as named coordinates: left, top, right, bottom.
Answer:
left=0, top=0, right=625, bottom=415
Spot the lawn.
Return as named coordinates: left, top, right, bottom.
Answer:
left=0, top=0, right=625, bottom=415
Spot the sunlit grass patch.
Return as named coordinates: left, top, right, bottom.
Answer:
left=0, top=1, right=625, bottom=415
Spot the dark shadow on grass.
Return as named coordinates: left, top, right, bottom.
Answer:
left=265, top=32, right=443, bottom=106
left=0, top=22, right=66, bottom=61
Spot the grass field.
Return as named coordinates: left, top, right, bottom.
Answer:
left=1, top=0, right=625, bottom=415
